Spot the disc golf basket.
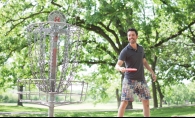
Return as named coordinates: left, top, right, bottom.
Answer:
left=17, top=11, right=88, bottom=117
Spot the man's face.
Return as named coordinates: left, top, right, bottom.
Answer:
left=127, top=31, right=138, bottom=44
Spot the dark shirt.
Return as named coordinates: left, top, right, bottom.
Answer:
left=118, top=44, right=145, bottom=81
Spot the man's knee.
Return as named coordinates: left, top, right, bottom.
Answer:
left=120, top=101, right=129, bottom=108
left=142, top=99, right=149, bottom=107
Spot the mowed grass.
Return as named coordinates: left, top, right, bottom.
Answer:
left=0, top=103, right=195, bottom=117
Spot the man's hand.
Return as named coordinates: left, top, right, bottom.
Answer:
left=151, top=73, right=157, bottom=82
left=119, top=67, right=126, bottom=73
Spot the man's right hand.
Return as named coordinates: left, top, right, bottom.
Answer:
left=119, top=67, right=126, bottom=73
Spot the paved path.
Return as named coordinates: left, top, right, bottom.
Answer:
left=0, top=102, right=143, bottom=115
left=0, top=112, right=47, bottom=115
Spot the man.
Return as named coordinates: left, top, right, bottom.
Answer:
left=115, top=28, right=156, bottom=117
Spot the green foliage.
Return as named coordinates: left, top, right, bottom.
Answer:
left=0, top=89, right=18, bottom=103
left=163, top=81, right=195, bottom=105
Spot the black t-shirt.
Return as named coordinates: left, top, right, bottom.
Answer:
left=118, top=44, right=145, bottom=81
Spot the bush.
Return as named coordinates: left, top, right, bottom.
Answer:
left=0, top=91, right=18, bottom=103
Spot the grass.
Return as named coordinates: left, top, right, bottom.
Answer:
left=0, top=103, right=195, bottom=117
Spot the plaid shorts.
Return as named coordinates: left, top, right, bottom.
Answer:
left=121, top=78, right=151, bottom=101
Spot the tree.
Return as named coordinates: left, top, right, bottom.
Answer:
left=0, top=0, right=195, bottom=109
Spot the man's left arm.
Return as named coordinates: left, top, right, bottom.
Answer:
left=143, top=58, right=157, bottom=82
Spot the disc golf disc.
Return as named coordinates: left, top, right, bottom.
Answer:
left=124, top=68, right=137, bottom=72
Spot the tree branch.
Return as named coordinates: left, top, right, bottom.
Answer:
left=150, top=20, right=195, bottom=48
left=51, top=0, right=63, bottom=7
left=115, top=17, right=127, bottom=50
left=98, top=22, right=121, bottom=50
left=160, top=0, right=176, bottom=13
left=79, top=23, right=120, bottom=54
left=81, top=40, right=117, bottom=60
left=5, top=8, right=49, bottom=36
left=78, top=60, right=115, bottom=66
left=188, top=26, right=195, bottom=44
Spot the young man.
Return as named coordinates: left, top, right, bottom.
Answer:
left=115, top=28, right=156, bottom=117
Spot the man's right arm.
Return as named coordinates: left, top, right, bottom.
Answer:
left=115, top=60, right=125, bottom=72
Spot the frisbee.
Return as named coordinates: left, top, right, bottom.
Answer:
left=124, top=68, right=137, bottom=72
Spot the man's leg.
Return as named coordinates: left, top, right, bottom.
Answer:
left=118, top=78, right=134, bottom=117
left=142, top=99, right=150, bottom=117
left=117, top=101, right=128, bottom=117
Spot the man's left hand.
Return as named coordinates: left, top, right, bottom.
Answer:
left=152, top=74, right=156, bottom=82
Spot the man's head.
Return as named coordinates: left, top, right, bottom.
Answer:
left=127, top=28, right=138, bottom=44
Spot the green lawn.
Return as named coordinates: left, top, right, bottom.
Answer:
left=0, top=103, right=195, bottom=117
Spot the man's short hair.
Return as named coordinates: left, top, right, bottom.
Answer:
left=127, top=28, right=138, bottom=36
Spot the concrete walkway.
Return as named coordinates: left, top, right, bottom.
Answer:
left=0, top=102, right=142, bottom=115
left=0, top=102, right=144, bottom=111
left=1, top=103, right=194, bottom=115
left=0, top=112, right=47, bottom=115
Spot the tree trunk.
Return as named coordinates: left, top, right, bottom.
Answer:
left=151, top=56, right=158, bottom=108
left=156, top=81, right=164, bottom=107
left=126, top=101, right=133, bottom=109
left=151, top=80, right=158, bottom=108
left=116, top=88, right=120, bottom=108
left=159, top=98, right=163, bottom=107
left=17, top=85, right=23, bottom=106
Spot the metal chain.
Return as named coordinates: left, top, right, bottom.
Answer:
left=26, top=21, right=82, bottom=93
